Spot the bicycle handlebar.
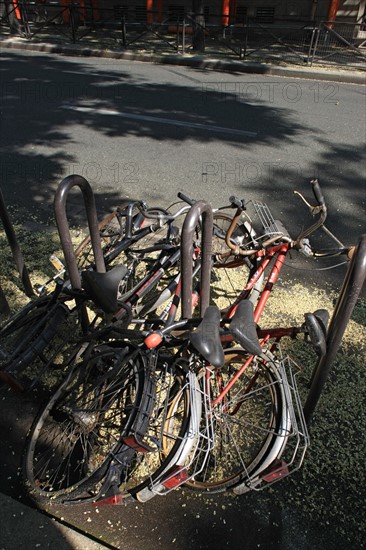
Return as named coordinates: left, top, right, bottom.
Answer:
left=229, top=196, right=246, bottom=210
left=311, top=178, right=326, bottom=208
left=132, top=201, right=191, bottom=223
left=219, top=179, right=350, bottom=260
left=177, top=191, right=195, bottom=206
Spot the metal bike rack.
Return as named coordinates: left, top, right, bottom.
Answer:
left=303, top=234, right=366, bottom=427
left=0, top=186, right=34, bottom=313
left=181, top=200, right=213, bottom=319
left=54, top=174, right=106, bottom=290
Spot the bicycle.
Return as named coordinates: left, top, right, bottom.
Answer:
left=178, top=179, right=364, bottom=495
left=22, top=181, right=366, bottom=503
left=127, top=180, right=363, bottom=498
left=0, top=191, right=187, bottom=390
left=22, top=198, right=305, bottom=504
left=21, top=200, right=218, bottom=505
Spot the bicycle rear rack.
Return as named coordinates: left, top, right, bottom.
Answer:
left=135, top=368, right=215, bottom=500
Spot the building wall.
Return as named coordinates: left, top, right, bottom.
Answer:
left=338, top=0, right=365, bottom=22
left=90, top=0, right=364, bottom=24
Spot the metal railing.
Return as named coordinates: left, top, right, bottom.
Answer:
left=304, top=234, right=366, bottom=426
left=0, top=186, right=34, bottom=313
left=0, top=2, right=365, bottom=68
left=53, top=174, right=105, bottom=291
left=181, top=200, right=213, bottom=319
left=309, top=21, right=366, bottom=67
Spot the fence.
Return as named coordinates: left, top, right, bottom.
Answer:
left=309, top=21, right=366, bottom=67
left=0, top=2, right=365, bottom=68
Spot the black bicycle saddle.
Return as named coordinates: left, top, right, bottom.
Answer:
left=82, top=264, right=129, bottom=313
left=189, top=306, right=225, bottom=369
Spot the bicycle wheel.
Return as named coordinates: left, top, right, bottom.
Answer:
left=0, top=295, right=70, bottom=386
left=117, top=358, right=192, bottom=501
left=196, top=211, right=260, bottom=312
left=185, top=349, right=288, bottom=493
left=23, top=343, right=145, bottom=504
left=75, top=206, right=173, bottom=270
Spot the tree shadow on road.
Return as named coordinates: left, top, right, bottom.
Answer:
left=0, top=50, right=316, bottom=222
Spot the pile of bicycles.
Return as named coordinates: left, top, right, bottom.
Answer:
left=0, top=175, right=365, bottom=507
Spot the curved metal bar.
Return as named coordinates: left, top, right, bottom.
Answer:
left=0, top=186, right=34, bottom=301
left=181, top=200, right=213, bottom=319
left=54, top=175, right=105, bottom=290
left=303, top=234, right=366, bottom=427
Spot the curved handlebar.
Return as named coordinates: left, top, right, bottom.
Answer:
left=311, top=178, right=326, bottom=207
left=293, top=179, right=328, bottom=247
left=138, top=204, right=191, bottom=222
left=219, top=179, right=333, bottom=259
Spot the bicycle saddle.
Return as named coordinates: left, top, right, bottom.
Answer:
left=304, top=309, right=329, bottom=357
left=82, top=264, right=129, bottom=313
left=189, top=306, right=225, bottom=369
left=229, top=300, right=262, bottom=356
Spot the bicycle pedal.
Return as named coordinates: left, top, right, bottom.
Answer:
left=49, top=254, right=66, bottom=275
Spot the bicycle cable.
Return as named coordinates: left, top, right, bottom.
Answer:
left=282, top=261, right=348, bottom=271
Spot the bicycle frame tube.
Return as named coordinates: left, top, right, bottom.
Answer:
left=226, top=243, right=290, bottom=321
left=253, top=245, right=288, bottom=323
left=212, top=243, right=291, bottom=408
left=211, top=353, right=254, bottom=407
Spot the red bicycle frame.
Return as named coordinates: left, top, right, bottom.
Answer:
left=226, top=243, right=290, bottom=324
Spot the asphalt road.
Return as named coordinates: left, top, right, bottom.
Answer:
left=1, top=49, right=365, bottom=243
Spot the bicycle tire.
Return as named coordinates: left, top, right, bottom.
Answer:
left=211, top=212, right=257, bottom=268
left=0, top=295, right=69, bottom=382
left=23, top=343, right=145, bottom=504
left=185, top=349, right=287, bottom=493
left=75, top=206, right=173, bottom=270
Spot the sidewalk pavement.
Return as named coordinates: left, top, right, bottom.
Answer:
left=0, top=493, right=111, bottom=550
left=1, top=32, right=365, bottom=85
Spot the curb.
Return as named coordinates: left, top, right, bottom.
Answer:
left=1, top=36, right=365, bottom=84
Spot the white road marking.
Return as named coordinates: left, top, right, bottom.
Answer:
left=62, top=105, right=257, bottom=138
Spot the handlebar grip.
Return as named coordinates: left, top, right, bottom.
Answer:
left=177, top=191, right=195, bottom=206
left=229, top=196, right=246, bottom=210
left=311, top=179, right=326, bottom=207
